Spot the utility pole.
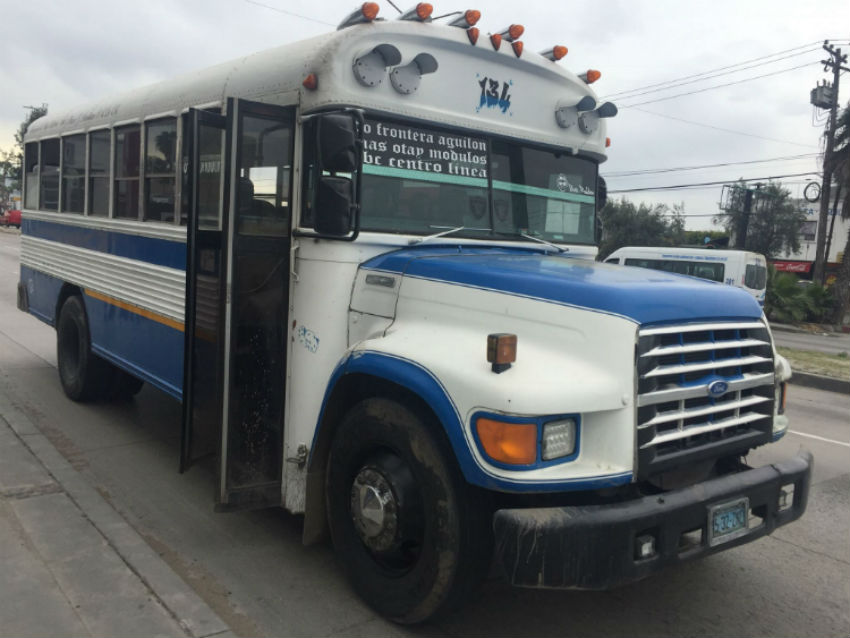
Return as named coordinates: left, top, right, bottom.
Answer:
left=812, top=41, right=849, bottom=285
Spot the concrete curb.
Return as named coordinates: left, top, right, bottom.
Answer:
left=789, top=371, right=850, bottom=395
left=0, top=388, right=233, bottom=638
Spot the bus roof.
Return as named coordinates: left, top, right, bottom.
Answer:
left=608, top=247, right=766, bottom=261
left=26, top=19, right=609, bottom=161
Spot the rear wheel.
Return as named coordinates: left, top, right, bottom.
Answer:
left=326, top=398, right=492, bottom=624
left=56, top=295, right=107, bottom=402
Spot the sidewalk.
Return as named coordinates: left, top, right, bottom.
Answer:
left=0, top=389, right=234, bottom=638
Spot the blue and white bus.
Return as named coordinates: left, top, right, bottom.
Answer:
left=18, top=3, right=809, bottom=623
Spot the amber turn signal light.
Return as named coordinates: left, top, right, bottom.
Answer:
left=512, top=41, right=523, bottom=58
left=605, top=137, right=611, bottom=148
left=476, top=418, right=537, bottom=465
left=467, top=27, right=480, bottom=45
left=487, top=333, right=517, bottom=373
left=490, top=33, right=502, bottom=50
left=302, top=73, right=318, bottom=90
left=582, top=69, right=602, bottom=84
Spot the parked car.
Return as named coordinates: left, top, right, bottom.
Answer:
left=0, top=209, right=21, bottom=228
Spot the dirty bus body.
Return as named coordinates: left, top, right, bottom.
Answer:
left=18, top=5, right=810, bottom=624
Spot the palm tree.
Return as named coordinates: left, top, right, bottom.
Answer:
left=830, top=104, right=850, bottom=325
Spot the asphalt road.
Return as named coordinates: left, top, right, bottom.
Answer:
left=772, top=327, right=850, bottom=356
left=1, top=229, right=848, bottom=637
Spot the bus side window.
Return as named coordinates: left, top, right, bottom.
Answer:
left=144, top=118, right=177, bottom=223
left=24, top=142, right=39, bottom=209
left=40, top=139, right=60, bottom=211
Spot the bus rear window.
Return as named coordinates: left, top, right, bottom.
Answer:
left=745, top=263, right=766, bottom=289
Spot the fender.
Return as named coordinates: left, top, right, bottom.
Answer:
left=310, top=349, right=632, bottom=493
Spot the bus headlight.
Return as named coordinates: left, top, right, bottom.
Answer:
left=542, top=418, right=577, bottom=461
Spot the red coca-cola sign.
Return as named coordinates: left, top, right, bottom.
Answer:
left=772, top=261, right=811, bottom=273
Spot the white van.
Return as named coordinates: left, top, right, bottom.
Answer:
left=604, top=247, right=767, bottom=304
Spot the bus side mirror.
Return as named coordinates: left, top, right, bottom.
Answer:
left=596, top=176, right=607, bottom=211
left=317, top=113, right=360, bottom=173
left=315, top=176, right=354, bottom=236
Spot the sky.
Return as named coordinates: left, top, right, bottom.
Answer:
left=2, top=0, right=848, bottom=230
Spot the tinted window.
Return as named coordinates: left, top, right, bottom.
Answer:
left=24, top=142, right=39, bottom=209
left=745, top=264, right=766, bottom=289
left=88, top=130, right=110, bottom=216
left=114, top=126, right=140, bottom=218
left=145, top=118, right=177, bottom=222
left=624, top=258, right=725, bottom=283
left=40, top=139, right=60, bottom=211
left=62, top=134, right=85, bottom=213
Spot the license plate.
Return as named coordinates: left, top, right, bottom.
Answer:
left=708, top=498, right=749, bottom=546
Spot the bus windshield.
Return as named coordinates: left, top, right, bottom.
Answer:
left=357, top=117, right=597, bottom=244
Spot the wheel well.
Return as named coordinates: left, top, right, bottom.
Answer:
left=55, top=283, right=84, bottom=326
left=303, top=372, right=458, bottom=545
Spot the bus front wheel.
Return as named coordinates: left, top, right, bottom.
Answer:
left=57, top=295, right=107, bottom=402
left=326, top=397, right=491, bottom=624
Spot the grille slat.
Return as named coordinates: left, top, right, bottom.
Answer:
left=642, top=355, right=772, bottom=379
left=638, top=394, right=771, bottom=429
left=641, top=338, right=770, bottom=358
left=636, top=320, right=775, bottom=479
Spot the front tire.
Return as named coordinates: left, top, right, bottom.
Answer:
left=326, top=398, right=491, bottom=624
left=56, top=295, right=107, bottom=402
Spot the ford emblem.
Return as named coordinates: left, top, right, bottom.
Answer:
left=707, top=380, right=729, bottom=398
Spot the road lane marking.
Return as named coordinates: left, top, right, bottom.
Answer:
left=788, top=430, right=850, bottom=448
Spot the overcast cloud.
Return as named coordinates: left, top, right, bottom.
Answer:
left=2, top=0, right=848, bottom=229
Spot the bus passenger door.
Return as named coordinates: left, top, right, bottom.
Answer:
left=183, top=98, right=294, bottom=510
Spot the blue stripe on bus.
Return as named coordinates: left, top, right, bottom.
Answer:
left=20, top=265, right=64, bottom=326
left=83, top=293, right=184, bottom=398
left=23, top=218, right=187, bottom=270
left=312, top=350, right=633, bottom=493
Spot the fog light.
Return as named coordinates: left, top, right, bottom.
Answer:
left=779, top=484, right=795, bottom=511
left=541, top=418, right=576, bottom=461
left=635, top=534, right=656, bottom=560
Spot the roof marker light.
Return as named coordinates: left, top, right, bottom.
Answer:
left=490, top=33, right=502, bottom=50
left=390, top=52, right=439, bottom=94
left=337, top=2, right=380, bottom=30
left=302, top=73, right=318, bottom=90
left=606, top=137, right=611, bottom=148
left=512, top=41, right=523, bottom=58
left=540, top=45, right=568, bottom=61
left=352, top=43, right=403, bottom=87
left=399, top=3, right=433, bottom=21
left=467, top=27, right=480, bottom=45
left=596, top=101, right=618, bottom=118
left=497, top=24, right=524, bottom=42
left=580, top=69, right=602, bottom=84
left=554, top=95, right=596, bottom=129
left=448, top=9, right=481, bottom=27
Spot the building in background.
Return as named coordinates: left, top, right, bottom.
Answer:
left=773, top=196, right=847, bottom=284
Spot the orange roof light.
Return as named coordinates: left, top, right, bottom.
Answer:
left=361, top=2, right=379, bottom=20
left=449, top=9, right=481, bottom=27
left=512, top=41, right=523, bottom=58
left=476, top=418, right=537, bottom=466
left=553, top=45, right=567, bottom=60
left=467, top=26, right=480, bottom=45
left=605, top=137, right=611, bottom=148
left=582, top=69, right=602, bottom=84
left=490, top=33, right=502, bottom=50
left=302, top=73, right=318, bottom=90
left=497, top=24, right=524, bottom=42
left=416, top=3, right=433, bottom=19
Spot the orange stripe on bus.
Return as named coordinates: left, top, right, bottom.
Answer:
left=84, top=289, right=185, bottom=333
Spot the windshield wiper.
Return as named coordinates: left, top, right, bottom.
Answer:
left=519, top=232, right=568, bottom=254
left=409, top=225, right=492, bottom=245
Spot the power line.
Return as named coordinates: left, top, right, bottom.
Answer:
left=606, top=153, right=820, bottom=177
left=603, top=47, right=820, bottom=101
left=608, top=172, right=819, bottom=193
left=618, top=61, right=819, bottom=108
left=243, top=0, right=336, bottom=26
left=630, top=107, right=820, bottom=148
left=603, top=40, right=850, bottom=100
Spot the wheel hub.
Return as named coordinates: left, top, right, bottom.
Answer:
left=350, top=467, right=399, bottom=552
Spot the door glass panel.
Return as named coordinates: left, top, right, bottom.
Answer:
left=198, top=124, right=225, bottom=230
left=237, top=116, right=291, bottom=236
left=225, top=110, right=292, bottom=495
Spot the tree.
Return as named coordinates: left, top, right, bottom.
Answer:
left=829, top=103, right=850, bottom=325
left=597, top=198, right=686, bottom=259
left=0, top=104, right=48, bottom=209
left=715, top=180, right=805, bottom=258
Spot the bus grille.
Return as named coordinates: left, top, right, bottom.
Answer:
left=636, top=321, right=775, bottom=478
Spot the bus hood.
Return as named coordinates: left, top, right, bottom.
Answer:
left=359, top=246, right=763, bottom=325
